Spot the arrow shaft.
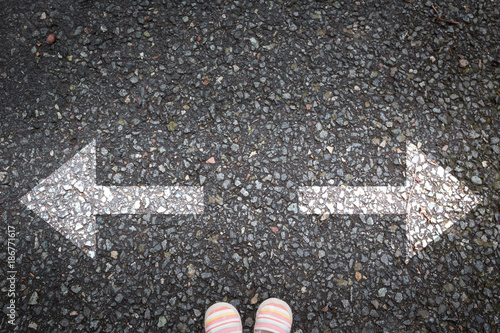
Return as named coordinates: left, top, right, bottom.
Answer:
left=95, top=186, right=204, bottom=215
left=299, top=186, right=406, bottom=215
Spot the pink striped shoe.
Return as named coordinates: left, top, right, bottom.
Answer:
left=204, top=302, right=243, bottom=333
left=254, top=298, right=293, bottom=333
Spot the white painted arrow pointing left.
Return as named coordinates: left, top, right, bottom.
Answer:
left=20, top=140, right=204, bottom=258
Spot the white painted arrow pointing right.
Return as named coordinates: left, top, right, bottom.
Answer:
left=298, top=143, right=481, bottom=257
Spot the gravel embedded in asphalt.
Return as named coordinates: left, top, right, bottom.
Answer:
left=0, top=0, right=499, bottom=332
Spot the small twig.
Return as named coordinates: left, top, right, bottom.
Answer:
left=432, top=5, right=440, bottom=17
left=439, top=17, right=460, bottom=25
left=201, top=228, right=214, bottom=239
left=76, top=189, right=94, bottom=200
left=432, top=5, right=459, bottom=25
left=419, top=207, right=432, bottom=223
left=449, top=46, right=453, bottom=56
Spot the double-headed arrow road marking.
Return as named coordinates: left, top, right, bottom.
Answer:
left=21, top=141, right=479, bottom=259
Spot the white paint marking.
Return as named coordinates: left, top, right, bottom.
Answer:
left=20, top=140, right=204, bottom=258
left=298, top=143, right=480, bottom=257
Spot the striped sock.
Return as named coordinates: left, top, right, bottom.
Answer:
left=254, top=302, right=292, bottom=333
left=205, top=304, right=242, bottom=333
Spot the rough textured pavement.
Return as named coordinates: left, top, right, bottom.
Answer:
left=1, top=0, right=499, bottom=332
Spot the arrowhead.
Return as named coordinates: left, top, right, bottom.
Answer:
left=20, top=140, right=99, bottom=258
left=406, top=143, right=480, bottom=255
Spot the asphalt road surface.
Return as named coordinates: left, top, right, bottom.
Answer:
left=1, top=0, right=499, bottom=332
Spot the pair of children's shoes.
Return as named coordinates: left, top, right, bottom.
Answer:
left=205, top=298, right=293, bottom=333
